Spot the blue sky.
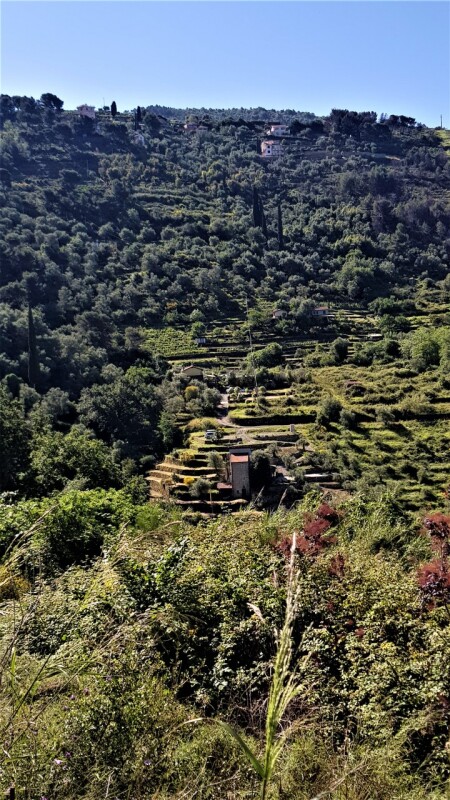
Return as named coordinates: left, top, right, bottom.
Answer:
left=1, top=1, right=449, bottom=126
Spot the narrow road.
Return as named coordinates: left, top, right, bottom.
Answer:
left=217, top=393, right=255, bottom=444
left=217, top=392, right=238, bottom=427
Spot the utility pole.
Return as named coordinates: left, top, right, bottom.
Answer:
left=440, top=114, right=443, bottom=129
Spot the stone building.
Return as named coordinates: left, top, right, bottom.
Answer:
left=229, top=453, right=250, bottom=499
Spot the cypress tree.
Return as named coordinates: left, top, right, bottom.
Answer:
left=261, top=205, right=268, bottom=239
left=27, top=303, right=40, bottom=389
left=253, top=186, right=262, bottom=228
left=136, top=106, right=142, bottom=124
left=253, top=186, right=268, bottom=239
left=111, top=101, right=117, bottom=118
left=277, top=199, right=284, bottom=249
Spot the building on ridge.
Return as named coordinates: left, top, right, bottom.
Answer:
left=77, top=104, right=96, bottom=120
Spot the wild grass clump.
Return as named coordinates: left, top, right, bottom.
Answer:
left=185, top=417, right=222, bottom=431
left=214, top=532, right=309, bottom=800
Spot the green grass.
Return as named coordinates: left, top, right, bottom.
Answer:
left=142, top=326, right=206, bottom=357
left=436, top=128, right=450, bottom=156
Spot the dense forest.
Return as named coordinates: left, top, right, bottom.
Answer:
left=1, top=94, right=450, bottom=798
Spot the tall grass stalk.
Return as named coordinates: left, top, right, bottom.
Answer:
left=259, top=530, right=304, bottom=799
left=218, top=532, right=306, bottom=800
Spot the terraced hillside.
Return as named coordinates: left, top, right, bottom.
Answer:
left=146, top=301, right=450, bottom=512
left=1, top=100, right=449, bottom=511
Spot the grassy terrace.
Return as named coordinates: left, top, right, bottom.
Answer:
left=142, top=326, right=208, bottom=358
left=436, top=128, right=450, bottom=156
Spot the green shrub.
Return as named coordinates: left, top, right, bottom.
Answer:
left=340, top=408, right=357, bottom=429
left=10, top=489, right=137, bottom=573
left=252, top=342, right=283, bottom=368
left=316, top=397, right=343, bottom=426
left=190, top=477, right=213, bottom=498
left=376, top=405, right=396, bottom=425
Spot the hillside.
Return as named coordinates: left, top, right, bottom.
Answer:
left=1, top=97, right=449, bottom=472
left=1, top=97, right=450, bottom=798
left=1, top=101, right=449, bottom=344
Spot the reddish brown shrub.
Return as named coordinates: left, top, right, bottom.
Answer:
left=417, top=558, right=450, bottom=609
left=275, top=504, right=340, bottom=559
left=423, top=513, right=450, bottom=558
left=316, top=503, right=340, bottom=524
left=328, top=553, right=345, bottom=577
left=276, top=535, right=295, bottom=559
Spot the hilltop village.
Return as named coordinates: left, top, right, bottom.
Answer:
left=75, top=103, right=300, bottom=158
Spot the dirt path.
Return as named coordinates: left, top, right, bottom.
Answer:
left=217, top=393, right=256, bottom=443
left=217, top=393, right=238, bottom=427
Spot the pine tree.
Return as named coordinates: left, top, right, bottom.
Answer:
left=111, top=101, right=117, bottom=118
left=27, top=303, right=40, bottom=389
left=277, top=199, right=284, bottom=249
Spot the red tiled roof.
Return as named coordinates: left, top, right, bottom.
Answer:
left=230, top=454, right=249, bottom=464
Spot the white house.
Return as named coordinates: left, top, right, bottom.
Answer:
left=261, top=139, right=283, bottom=158
left=77, top=105, right=96, bottom=120
left=267, top=124, right=290, bottom=137
left=312, top=306, right=329, bottom=317
left=272, top=309, right=286, bottom=320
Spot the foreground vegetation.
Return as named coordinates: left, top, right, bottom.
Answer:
left=1, top=492, right=450, bottom=798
